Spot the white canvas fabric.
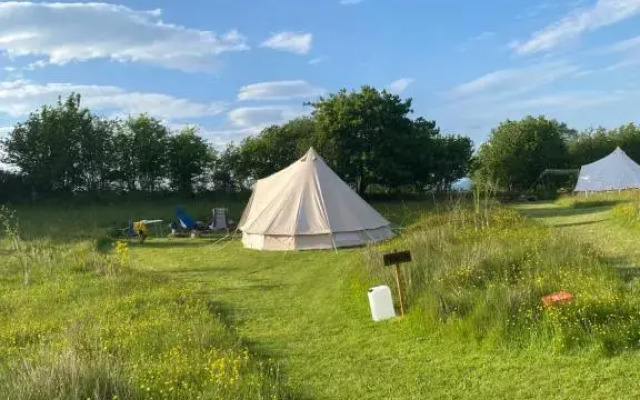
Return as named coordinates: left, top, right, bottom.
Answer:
left=239, top=148, right=394, bottom=250
left=451, top=177, right=473, bottom=192
left=574, top=147, right=640, bottom=192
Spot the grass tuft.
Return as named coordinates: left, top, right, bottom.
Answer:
left=0, top=348, right=136, bottom=400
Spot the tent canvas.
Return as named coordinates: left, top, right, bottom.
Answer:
left=238, top=148, right=394, bottom=250
left=451, top=177, right=473, bottom=192
left=574, top=147, right=640, bottom=192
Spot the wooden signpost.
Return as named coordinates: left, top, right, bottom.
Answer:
left=383, top=250, right=412, bottom=317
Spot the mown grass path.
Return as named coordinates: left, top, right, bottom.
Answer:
left=513, top=202, right=640, bottom=267
left=131, top=210, right=640, bottom=399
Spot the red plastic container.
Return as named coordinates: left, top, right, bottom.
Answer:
left=542, top=291, right=574, bottom=308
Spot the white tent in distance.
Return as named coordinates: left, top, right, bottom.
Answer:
left=574, top=147, right=640, bottom=192
left=451, top=177, right=474, bottom=192
left=238, top=148, right=394, bottom=250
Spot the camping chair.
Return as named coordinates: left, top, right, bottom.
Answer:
left=176, top=206, right=198, bottom=230
left=172, top=206, right=210, bottom=237
left=209, top=208, right=231, bottom=231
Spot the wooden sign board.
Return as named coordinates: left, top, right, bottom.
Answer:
left=383, top=250, right=412, bottom=266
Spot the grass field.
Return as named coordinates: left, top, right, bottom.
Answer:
left=514, top=195, right=640, bottom=266
left=3, top=197, right=640, bottom=399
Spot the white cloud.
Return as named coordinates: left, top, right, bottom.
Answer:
left=228, top=106, right=307, bottom=128
left=437, top=61, right=618, bottom=142
left=308, top=56, right=326, bottom=65
left=512, top=0, right=640, bottom=55
left=204, top=126, right=266, bottom=147
left=0, top=80, right=225, bottom=119
left=388, top=78, right=414, bottom=94
left=516, top=1, right=567, bottom=21
left=237, top=80, right=324, bottom=101
left=170, top=105, right=311, bottom=147
left=572, top=69, right=596, bottom=78
left=447, top=62, right=579, bottom=100
left=161, top=122, right=254, bottom=148
left=457, top=31, right=497, bottom=52
left=469, top=31, right=495, bottom=42
left=609, top=35, right=640, bottom=52
left=504, top=91, right=622, bottom=110
left=340, top=0, right=365, bottom=4
left=603, top=35, right=640, bottom=69
left=0, top=2, right=248, bottom=71
left=434, top=90, right=634, bottom=145
left=261, top=32, right=312, bottom=55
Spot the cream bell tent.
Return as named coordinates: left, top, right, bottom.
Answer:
left=574, top=147, right=640, bottom=192
left=239, top=148, right=394, bottom=250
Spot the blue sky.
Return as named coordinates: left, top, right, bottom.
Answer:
left=1, top=0, right=640, bottom=148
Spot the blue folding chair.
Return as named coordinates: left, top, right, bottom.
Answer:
left=176, top=206, right=198, bottom=230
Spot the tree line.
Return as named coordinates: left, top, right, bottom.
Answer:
left=473, top=116, right=640, bottom=192
left=2, top=94, right=215, bottom=197
left=0, top=87, right=473, bottom=202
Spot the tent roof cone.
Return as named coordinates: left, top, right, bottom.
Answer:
left=239, top=148, right=394, bottom=250
left=574, top=147, right=640, bottom=192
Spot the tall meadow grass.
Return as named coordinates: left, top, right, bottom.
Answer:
left=366, top=200, right=640, bottom=354
left=0, top=207, right=292, bottom=400
left=555, top=191, right=640, bottom=209
left=557, top=190, right=640, bottom=228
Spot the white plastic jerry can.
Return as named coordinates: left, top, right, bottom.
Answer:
left=368, top=285, right=396, bottom=321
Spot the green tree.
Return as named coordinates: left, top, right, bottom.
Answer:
left=405, top=118, right=471, bottom=191
left=237, top=117, right=315, bottom=180
left=567, top=123, right=640, bottom=168
left=1, top=86, right=475, bottom=198
left=212, top=144, right=243, bottom=191
left=167, top=126, right=212, bottom=193
left=616, top=123, right=640, bottom=162
left=475, top=116, right=573, bottom=191
left=430, top=135, right=473, bottom=191
left=1, top=93, right=110, bottom=193
left=124, top=114, right=170, bottom=192
left=77, top=117, right=116, bottom=191
left=312, top=86, right=415, bottom=194
left=0, top=170, right=29, bottom=202
left=109, top=122, right=137, bottom=191
left=566, top=126, right=615, bottom=168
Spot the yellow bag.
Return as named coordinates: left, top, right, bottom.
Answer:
left=133, top=221, right=148, bottom=239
